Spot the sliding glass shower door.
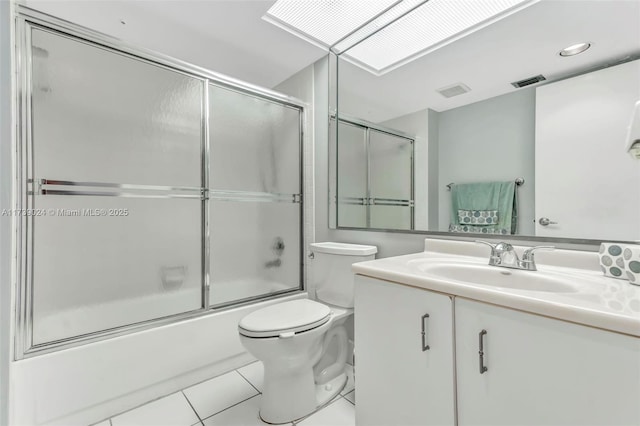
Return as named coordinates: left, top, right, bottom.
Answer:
left=208, top=85, right=302, bottom=307
left=29, top=28, right=204, bottom=346
left=17, top=21, right=304, bottom=356
left=369, top=130, right=414, bottom=230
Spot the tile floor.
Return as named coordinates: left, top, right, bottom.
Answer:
left=93, top=362, right=355, bottom=426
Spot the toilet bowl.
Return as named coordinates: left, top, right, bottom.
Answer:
left=239, top=299, right=349, bottom=424
left=238, top=242, right=377, bottom=424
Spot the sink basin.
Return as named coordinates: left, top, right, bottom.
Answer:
left=410, top=260, right=579, bottom=293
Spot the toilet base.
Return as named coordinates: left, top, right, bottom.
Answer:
left=315, top=371, right=348, bottom=408
left=259, top=372, right=347, bottom=424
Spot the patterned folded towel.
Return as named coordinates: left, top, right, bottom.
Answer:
left=457, top=209, right=498, bottom=225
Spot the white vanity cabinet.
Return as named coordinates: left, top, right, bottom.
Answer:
left=455, top=298, right=640, bottom=426
left=354, top=275, right=455, bottom=426
left=355, top=274, right=640, bottom=426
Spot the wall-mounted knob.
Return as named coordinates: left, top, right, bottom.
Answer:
left=272, top=237, right=285, bottom=256
left=538, top=217, right=558, bottom=226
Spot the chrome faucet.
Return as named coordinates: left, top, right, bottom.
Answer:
left=476, top=240, right=555, bottom=271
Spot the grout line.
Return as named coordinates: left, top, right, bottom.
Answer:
left=200, top=394, right=261, bottom=423
left=182, top=390, right=204, bottom=423
left=236, top=365, right=262, bottom=394
left=108, top=419, right=113, bottom=426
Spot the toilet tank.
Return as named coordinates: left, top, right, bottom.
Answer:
left=310, top=242, right=377, bottom=308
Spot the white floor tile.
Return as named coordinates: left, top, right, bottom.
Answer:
left=201, top=395, right=278, bottom=426
left=343, top=390, right=355, bottom=405
left=111, top=393, right=199, bottom=426
left=184, top=371, right=259, bottom=419
left=340, top=365, right=354, bottom=396
left=297, top=398, right=355, bottom=426
left=236, top=361, right=264, bottom=392
left=92, top=421, right=110, bottom=426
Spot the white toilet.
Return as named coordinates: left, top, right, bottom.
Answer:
left=238, top=242, right=377, bottom=424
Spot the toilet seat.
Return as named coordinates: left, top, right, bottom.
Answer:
left=238, top=299, right=331, bottom=338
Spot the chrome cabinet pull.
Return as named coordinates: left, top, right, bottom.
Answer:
left=478, top=329, right=488, bottom=374
left=421, top=313, right=430, bottom=351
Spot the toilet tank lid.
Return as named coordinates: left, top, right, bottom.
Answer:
left=310, top=242, right=377, bottom=256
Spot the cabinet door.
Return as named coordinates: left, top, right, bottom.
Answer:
left=456, top=298, right=640, bottom=426
left=355, top=276, right=455, bottom=426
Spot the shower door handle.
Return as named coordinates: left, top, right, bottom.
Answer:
left=421, top=313, right=430, bottom=351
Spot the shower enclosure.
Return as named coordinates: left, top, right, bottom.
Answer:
left=15, top=13, right=305, bottom=358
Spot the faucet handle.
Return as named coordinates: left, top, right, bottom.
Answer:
left=475, top=240, right=496, bottom=250
left=522, top=245, right=555, bottom=260
left=476, top=240, right=500, bottom=265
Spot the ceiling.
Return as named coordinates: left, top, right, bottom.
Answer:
left=337, top=0, right=640, bottom=122
left=24, top=0, right=328, bottom=89
left=23, top=0, right=640, bottom=123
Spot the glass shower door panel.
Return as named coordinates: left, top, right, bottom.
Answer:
left=370, top=205, right=412, bottom=230
left=337, top=121, right=368, bottom=228
left=338, top=205, right=368, bottom=228
left=32, top=196, right=202, bottom=345
left=368, top=130, right=413, bottom=201
left=208, top=85, right=301, bottom=194
left=209, top=200, right=300, bottom=307
left=31, top=28, right=203, bottom=187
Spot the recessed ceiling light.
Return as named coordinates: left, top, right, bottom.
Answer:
left=559, top=42, right=591, bottom=57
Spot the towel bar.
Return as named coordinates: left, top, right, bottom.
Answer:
left=446, top=177, right=524, bottom=191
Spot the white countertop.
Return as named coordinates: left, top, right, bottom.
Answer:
left=352, top=239, right=640, bottom=337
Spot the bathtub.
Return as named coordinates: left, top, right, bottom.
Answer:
left=34, top=280, right=293, bottom=345
left=211, top=278, right=293, bottom=306
left=10, top=289, right=305, bottom=426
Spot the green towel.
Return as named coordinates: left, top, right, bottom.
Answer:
left=449, top=181, right=518, bottom=234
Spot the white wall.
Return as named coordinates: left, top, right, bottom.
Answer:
left=437, top=88, right=536, bottom=234
left=381, top=109, right=429, bottom=230
left=0, top=1, right=13, bottom=425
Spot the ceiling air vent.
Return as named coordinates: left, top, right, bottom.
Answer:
left=437, top=83, right=471, bottom=98
left=511, top=74, right=546, bottom=88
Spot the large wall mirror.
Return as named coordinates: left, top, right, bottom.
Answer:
left=329, top=0, right=640, bottom=243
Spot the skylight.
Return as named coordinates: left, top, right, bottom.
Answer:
left=263, top=0, right=402, bottom=49
left=264, top=0, right=538, bottom=76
